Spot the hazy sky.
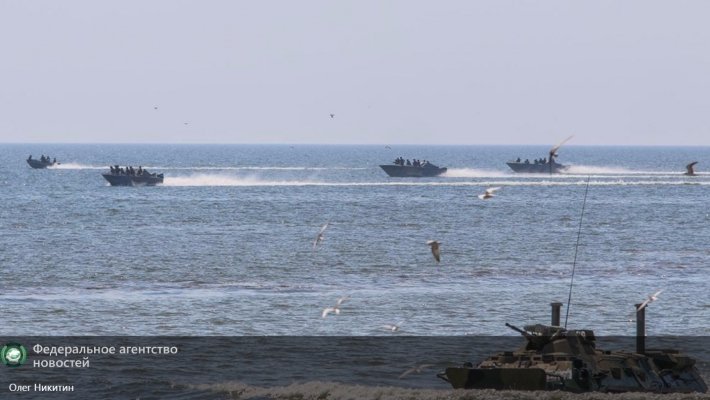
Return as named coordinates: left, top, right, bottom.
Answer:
left=2, top=1, right=710, bottom=145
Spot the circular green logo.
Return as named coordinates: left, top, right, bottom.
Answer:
left=2, top=343, right=28, bottom=367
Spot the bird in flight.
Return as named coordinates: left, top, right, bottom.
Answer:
left=399, top=364, right=434, bottom=379
left=426, top=240, right=441, bottom=263
left=321, top=296, right=348, bottom=318
left=330, top=113, right=335, bottom=118
left=313, top=221, right=330, bottom=249
left=636, top=289, right=663, bottom=312
left=383, top=320, right=405, bottom=332
left=478, top=187, right=500, bottom=200
left=685, top=161, right=698, bottom=176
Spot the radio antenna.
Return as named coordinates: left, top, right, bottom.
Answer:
left=564, top=176, right=591, bottom=329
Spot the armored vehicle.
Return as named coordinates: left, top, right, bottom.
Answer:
left=438, top=303, right=707, bottom=393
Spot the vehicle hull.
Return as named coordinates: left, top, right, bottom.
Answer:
left=379, top=164, right=447, bottom=177
left=438, top=326, right=708, bottom=393
left=506, top=162, right=567, bottom=173
left=102, top=173, right=164, bottom=186
left=27, top=159, right=57, bottom=169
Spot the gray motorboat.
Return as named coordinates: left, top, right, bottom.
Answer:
left=27, top=155, right=58, bottom=169
left=380, top=161, right=447, bottom=177
left=102, top=166, right=164, bottom=186
left=506, top=159, right=567, bottom=174
left=507, top=136, right=573, bottom=174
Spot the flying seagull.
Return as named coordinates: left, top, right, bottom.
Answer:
left=399, top=364, right=434, bottom=379
left=321, top=296, right=348, bottom=318
left=426, top=240, right=441, bottom=263
left=313, top=221, right=330, bottom=249
left=478, top=187, right=500, bottom=200
left=382, top=320, right=405, bottom=332
left=685, top=161, right=698, bottom=176
left=636, top=289, right=663, bottom=312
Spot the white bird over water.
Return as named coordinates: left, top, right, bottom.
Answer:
left=426, top=240, right=441, bottom=263
left=313, top=221, right=330, bottom=249
left=636, top=289, right=663, bottom=312
left=321, top=296, right=348, bottom=318
left=478, top=187, right=500, bottom=200
left=399, top=364, right=434, bottom=379
left=383, top=321, right=404, bottom=332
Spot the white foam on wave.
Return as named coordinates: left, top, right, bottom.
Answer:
left=564, top=165, right=700, bottom=176
left=564, top=165, right=636, bottom=175
left=160, top=173, right=710, bottom=187
left=443, top=168, right=507, bottom=178
left=195, top=381, right=707, bottom=400
left=163, top=174, right=321, bottom=187
left=157, top=166, right=367, bottom=171
left=50, top=162, right=105, bottom=170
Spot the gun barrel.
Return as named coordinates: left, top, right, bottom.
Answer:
left=505, top=323, right=531, bottom=337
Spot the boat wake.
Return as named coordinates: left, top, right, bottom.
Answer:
left=51, top=162, right=105, bottom=170
left=161, top=174, right=710, bottom=187
left=563, top=165, right=636, bottom=175
left=157, top=166, right=367, bottom=171
left=443, top=168, right=506, bottom=178
left=563, top=165, right=705, bottom=176
left=163, top=174, right=321, bottom=187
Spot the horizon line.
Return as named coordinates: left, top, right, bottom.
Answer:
left=3, top=142, right=710, bottom=147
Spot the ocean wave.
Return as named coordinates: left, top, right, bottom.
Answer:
left=161, top=174, right=710, bottom=187
left=195, top=381, right=710, bottom=400
left=157, top=166, right=368, bottom=171
left=51, top=164, right=368, bottom=171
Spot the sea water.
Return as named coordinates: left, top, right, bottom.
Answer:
left=1, top=144, right=708, bottom=398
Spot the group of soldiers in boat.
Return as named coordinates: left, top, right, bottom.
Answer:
left=109, top=165, right=154, bottom=176
left=28, top=154, right=57, bottom=164
left=513, top=157, right=553, bottom=165
left=393, top=157, right=432, bottom=167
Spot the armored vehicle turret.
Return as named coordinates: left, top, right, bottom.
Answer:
left=438, top=303, right=707, bottom=393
